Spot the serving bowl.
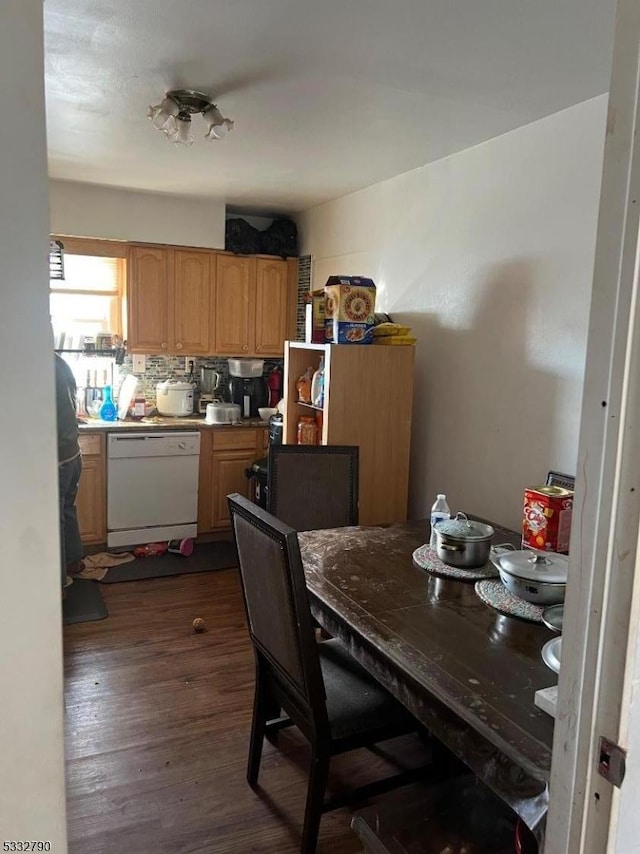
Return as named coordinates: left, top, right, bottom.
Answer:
left=258, top=407, right=278, bottom=422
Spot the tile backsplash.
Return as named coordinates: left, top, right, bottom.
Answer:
left=113, top=354, right=284, bottom=407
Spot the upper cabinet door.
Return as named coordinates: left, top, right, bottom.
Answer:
left=128, top=246, right=170, bottom=353
left=215, top=255, right=254, bottom=355
left=173, top=249, right=213, bottom=355
left=254, top=258, right=289, bottom=356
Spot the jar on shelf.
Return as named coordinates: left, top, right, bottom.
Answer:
left=297, top=415, right=318, bottom=445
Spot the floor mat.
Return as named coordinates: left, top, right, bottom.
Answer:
left=63, top=579, right=108, bottom=625
left=100, top=540, right=238, bottom=583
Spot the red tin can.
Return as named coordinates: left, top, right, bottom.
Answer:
left=522, top=485, right=574, bottom=554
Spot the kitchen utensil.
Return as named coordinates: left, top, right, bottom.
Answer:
left=117, top=374, right=138, bottom=421
left=205, top=402, right=241, bottom=424
left=491, top=549, right=568, bottom=605
left=541, top=603, right=564, bottom=632
left=541, top=637, right=562, bottom=674
left=258, top=406, right=278, bottom=422
left=156, top=380, right=194, bottom=416
left=200, top=365, right=221, bottom=395
left=433, top=513, right=494, bottom=569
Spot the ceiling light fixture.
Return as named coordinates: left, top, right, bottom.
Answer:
left=147, top=90, right=234, bottom=146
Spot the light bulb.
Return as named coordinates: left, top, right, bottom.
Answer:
left=203, top=105, right=234, bottom=140
left=169, top=115, right=194, bottom=146
left=147, top=97, right=179, bottom=132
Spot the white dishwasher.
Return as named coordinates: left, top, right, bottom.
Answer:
left=107, top=432, right=201, bottom=548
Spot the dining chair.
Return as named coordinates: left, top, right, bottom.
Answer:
left=227, top=493, right=430, bottom=853
left=267, top=444, right=359, bottom=531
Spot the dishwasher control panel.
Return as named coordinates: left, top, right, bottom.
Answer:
left=107, top=431, right=201, bottom=459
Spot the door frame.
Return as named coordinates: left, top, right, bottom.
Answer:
left=546, top=1, right=640, bottom=850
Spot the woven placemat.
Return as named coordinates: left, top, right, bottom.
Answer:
left=474, top=579, right=544, bottom=623
left=412, top=545, right=499, bottom=582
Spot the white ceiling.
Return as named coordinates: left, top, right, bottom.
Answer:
left=44, top=0, right=616, bottom=215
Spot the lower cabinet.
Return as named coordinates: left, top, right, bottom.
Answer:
left=77, top=433, right=107, bottom=544
left=197, top=428, right=267, bottom=534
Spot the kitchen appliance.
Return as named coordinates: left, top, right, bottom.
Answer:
left=205, top=402, right=241, bottom=424
left=198, top=365, right=223, bottom=413
left=107, top=432, right=200, bottom=548
left=227, top=358, right=268, bottom=418
left=227, top=375, right=269, bottom=418
left=433, top=513, right=494, bottom=569
left=156, top=380, right=194, bottom=416
left=491, top=549, right=568, bottom=605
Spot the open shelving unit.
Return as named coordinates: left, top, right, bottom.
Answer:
left=283, top=341, right=415, bottom=525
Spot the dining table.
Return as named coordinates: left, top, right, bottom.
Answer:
left=298, top=518, right=558, bottom=847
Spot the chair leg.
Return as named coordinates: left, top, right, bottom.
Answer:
left=247, top=663, right=268, bottom=787
left=301, top=750, right=330, bottom=854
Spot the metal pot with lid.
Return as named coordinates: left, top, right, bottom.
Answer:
left=433, top=513, right=495, bottom=569
left=491, top=549, right=568, bottom=605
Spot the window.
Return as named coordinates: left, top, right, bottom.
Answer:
left=50, top=238, right=126, bottom=350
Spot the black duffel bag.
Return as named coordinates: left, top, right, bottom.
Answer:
left=225, top=218, right=262, bottom=254
left=260, top=218, right=298, bottom=258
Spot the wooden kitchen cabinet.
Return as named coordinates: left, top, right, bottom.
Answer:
left=128, top=245, right=213, bottom=355
left=214, top=254, right=297, bottom=357
left=76, top=432, right=106, bottom=544
left=197, top=428, right=267, bottom=534
left=283, top=342, right=415, bottom=526
left=128, top=245, right=170, bottom=353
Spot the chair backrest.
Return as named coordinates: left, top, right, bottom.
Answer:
left=228, top=493, right=327, bottom=726
left=267, top=445, right=359, bottom=531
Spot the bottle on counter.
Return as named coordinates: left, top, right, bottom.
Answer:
left=99, top=385, right=117, bottom=421
left=429, top=493, right=451, bottom=549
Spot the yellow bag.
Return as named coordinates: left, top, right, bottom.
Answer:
left=372, top=322, right=411, bottom=337
left=373, top=335, right=416, bottom=346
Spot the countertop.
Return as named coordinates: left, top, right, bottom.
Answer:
left=79, top=415, right=270, bottom=432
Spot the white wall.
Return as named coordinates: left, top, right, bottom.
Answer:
left=1, top=1, right=67, bottom=848
left=298, top=95, right=607, bottom=531
left=49, top=180, right=226, bottom=248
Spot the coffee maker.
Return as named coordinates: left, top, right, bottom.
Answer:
left=226, top=359, right=269, bottom=418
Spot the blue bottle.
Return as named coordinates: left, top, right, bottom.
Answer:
left=99, top=385, right=117, bottom=421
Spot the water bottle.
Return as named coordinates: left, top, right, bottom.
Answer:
left=429, top=494, right=451, bottom=549
left=99, top=385, right=117, bottom=421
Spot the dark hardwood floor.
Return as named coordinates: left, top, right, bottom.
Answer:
left=63, top=569, right=427, bottom=853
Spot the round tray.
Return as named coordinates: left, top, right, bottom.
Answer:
left=412, top=545, right=499, bottom=582
left=542, top=637, right=562, bottom=673
left=474, top=579, right=544, bottom=623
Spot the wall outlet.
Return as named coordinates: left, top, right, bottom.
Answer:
left=185, top=357, right=193, bottom=373
left=132, top=354, right=146, bottom=373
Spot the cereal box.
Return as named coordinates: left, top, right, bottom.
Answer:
left=324, top=276, right=376, bottom=344
left=522, top=485, right=574, bottom=554
left=305, top=290, right=326, bottom=343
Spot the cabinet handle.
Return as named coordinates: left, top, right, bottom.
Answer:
left=176, top=342, right=183, bottom=350
left=242, top=344, right=248, bottom=351
left=256, top=345, right=262, bottom=352
left=161, top=342, right=167, bottom=349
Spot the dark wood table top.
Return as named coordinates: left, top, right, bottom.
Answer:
left=299, top=518, right=556, bottom=839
